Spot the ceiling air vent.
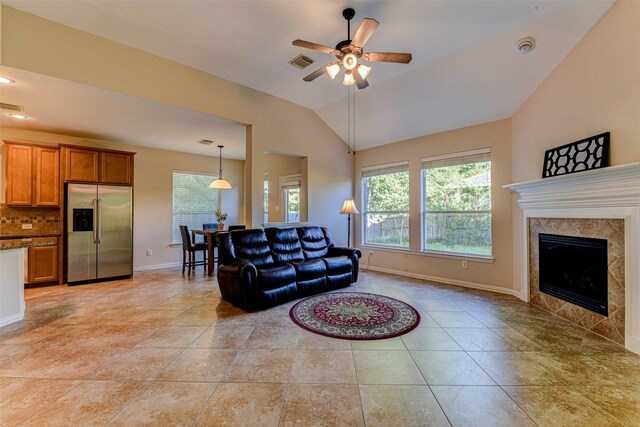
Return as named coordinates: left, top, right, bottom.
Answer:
left=515, top=37, right=536, bottom=54
left=197, top=139, right=214, bottom=145
left=0, top=102, right=23, bottom=112
left=289, top=54, right=314, bottom=69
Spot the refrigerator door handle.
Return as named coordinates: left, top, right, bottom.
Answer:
left=92, top=199, right=98, bottom=244
left=97, top=198, right=102, bottom=244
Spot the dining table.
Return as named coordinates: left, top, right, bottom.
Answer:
left=191, top=229, right=218, bottom=276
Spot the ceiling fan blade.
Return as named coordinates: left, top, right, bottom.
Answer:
left=353, top=71, right=369, bottom=90
left=351, top=18, right=379, bottom=49
left=292, top=39, right=337, bottom=55
left=362, top=52, right=412, bottom=64
left=303, top=65, right=329, bottom=82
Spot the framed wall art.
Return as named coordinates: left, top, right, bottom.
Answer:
left=542, top=132, right=610, bottom=178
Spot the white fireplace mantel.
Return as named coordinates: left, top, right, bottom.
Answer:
left=505, top=163, right=640, bottom=354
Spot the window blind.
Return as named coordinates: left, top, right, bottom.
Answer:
left=361, top=161, right=409, bottom=178
left=421, top=148, right=490, bottom=170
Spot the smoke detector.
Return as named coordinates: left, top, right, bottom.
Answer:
left=515, top=37, right=536, bottom=54
left=197, top=139, right=214, bottom=145
left=289, top=54, right=314, bottom=69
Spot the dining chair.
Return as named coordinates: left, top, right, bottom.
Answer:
left=179, top=225, right=208, bottom=276
left=228, top=225, right=246, bottom=231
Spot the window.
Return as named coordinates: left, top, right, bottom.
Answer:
left=172, top=171, right=220, bottom=243
left=280, top=174, right=301, bottom=223
left=264, top=174, right=269, bottom=224
left=421, top=148, right=492, bottom=256
left=362, top=162, right=410, bottom=247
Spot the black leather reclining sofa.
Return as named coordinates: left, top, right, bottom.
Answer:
left=216, top=226, right=361, bottom=311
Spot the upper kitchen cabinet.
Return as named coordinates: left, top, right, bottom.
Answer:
left=5, top=142, right=60, bottom=207
left=61, top=145, right=134, bottom=186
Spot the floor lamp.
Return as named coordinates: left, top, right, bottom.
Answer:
left=339, top=199, right=359, bottom=247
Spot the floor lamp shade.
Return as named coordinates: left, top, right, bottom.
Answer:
left=339, top=199, right=360, bottom=215
left=339, top=199, right=359, bottom=247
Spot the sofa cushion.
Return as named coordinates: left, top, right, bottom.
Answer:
left=322, top=255, right=352, bottom=275
left=266, top=227, right=304, bottom=263
left=290, top=258, right=326, bottom=281
left=256, top=264, right=297, bottom=291
left=297, top=226, right=330, bottom=259
left=231, top=229, right=274, bottom=267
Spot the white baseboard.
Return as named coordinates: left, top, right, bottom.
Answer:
left=133, top=262, right=181, bottom=272
left=363, top=265, right=523, bottom=299
left=0, top=311, right=25, bottom=328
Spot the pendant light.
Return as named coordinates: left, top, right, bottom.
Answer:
left=209, top=145, right=232, bottom=189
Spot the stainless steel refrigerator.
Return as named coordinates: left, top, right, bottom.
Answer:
left=66, top=183, right=133, bottom=284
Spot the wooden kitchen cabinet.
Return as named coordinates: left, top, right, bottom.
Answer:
left=62, top=145, right=134, bottom=185
left=34, top=147, right=60, bottom=206
left=64, top=146, right=99, bottom=182
left=5, top=142, right=59, bottom=207
left=101, top=151, right=133, bottom=184
left=28, top=243, right=59, bottom=284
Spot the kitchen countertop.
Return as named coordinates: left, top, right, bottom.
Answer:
left=0, top=240, right=57, bottom=251
left=0, top=234, right=61, bottom=240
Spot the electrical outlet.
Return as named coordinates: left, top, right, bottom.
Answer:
left=21, top=224, right=33, bottom=229
left=146, top=250, right=153, bottom=256
left=461, top=260, right=468, bottom=269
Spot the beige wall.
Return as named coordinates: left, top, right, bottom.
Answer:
left=510, top=0, right=640, bottom=297
left=354, top=119, right=513, bottom=292
left=0, top=127, right=245, bottom=270
left=512, top=0, right=640, bottom=182
left=0, top=6, right=353, bottom=246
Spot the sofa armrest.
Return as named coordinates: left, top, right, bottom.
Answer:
left=327, top=247, right=362, bottom=282
left=328, top=246, right=362, bottom=259
left=217, top=261, right=258, bottom=310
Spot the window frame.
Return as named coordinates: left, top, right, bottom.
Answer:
left=171, top=170, right=221, bottom=245
left=420, top=148, right=492, bottom=258
left=361, top=161, right=410, bottom=249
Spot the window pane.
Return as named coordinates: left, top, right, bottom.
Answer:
left=362, top=168, right=410, bottom=248
left=172, top=172, right=219, bottom=243
left=364, top=212, right=410, bottom=247
left=366, top=172, right=410, bottom=212
left=285, top=187, right=300, bottom=222
left=423, top=157, right=492, bottom=256
left=424, top=212, right=491, bottom=255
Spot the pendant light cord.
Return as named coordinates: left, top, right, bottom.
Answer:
left=218, top=145, right=223, bottom=179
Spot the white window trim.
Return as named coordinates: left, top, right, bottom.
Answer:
left=420, top=148, right=492, bottom=257
left=361, top=161, right=410, bottom=248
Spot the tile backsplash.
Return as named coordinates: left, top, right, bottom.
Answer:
left=0, top=204, right=60, bottom=237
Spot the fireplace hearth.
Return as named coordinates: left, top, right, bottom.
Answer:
left=539, top=233, right=608, bottom=316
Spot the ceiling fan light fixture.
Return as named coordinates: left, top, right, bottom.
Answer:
left=8, top=113, right=28, bottom=119
left=343, top=70, right=355, bottom=86
left=343, top=53, right=358, bottom=70
left=326, top=63, right=341, bottom=79
left=0, top=76, right=15, bottom=84
left=357, top=64, right=371, bottom=79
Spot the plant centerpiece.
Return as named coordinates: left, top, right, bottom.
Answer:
left=215, top=209, right=228, bottom=231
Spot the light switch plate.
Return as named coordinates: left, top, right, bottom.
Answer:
left=22, top=224, right=33, bottom=229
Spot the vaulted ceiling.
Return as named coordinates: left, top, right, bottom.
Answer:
left=1, top=1, right=613, bottom=156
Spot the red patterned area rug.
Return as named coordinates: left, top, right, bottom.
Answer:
left=289, top=292, right=420, bottom=340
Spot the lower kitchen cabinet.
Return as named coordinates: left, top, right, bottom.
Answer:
left=27, top=239, right=59, bottom=284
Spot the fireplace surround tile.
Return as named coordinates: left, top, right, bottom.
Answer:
left=529, top=218, right=625, bottom=345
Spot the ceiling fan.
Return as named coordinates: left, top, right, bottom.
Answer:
left=292, top=8, right=412, bottom=89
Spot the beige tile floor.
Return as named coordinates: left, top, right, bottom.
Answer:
left=1, top=269, right=639, bottom=426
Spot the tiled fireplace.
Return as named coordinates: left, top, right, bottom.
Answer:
left=506, top=163, right=640, bottom=354
left=529, top=217, right=625, bottom=344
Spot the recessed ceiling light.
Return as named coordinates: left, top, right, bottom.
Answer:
left=9, top=113, right=28, bottom=119
left=0, top=76, right=15, bottom=84
left=515, top=37, right=536, bottom=54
